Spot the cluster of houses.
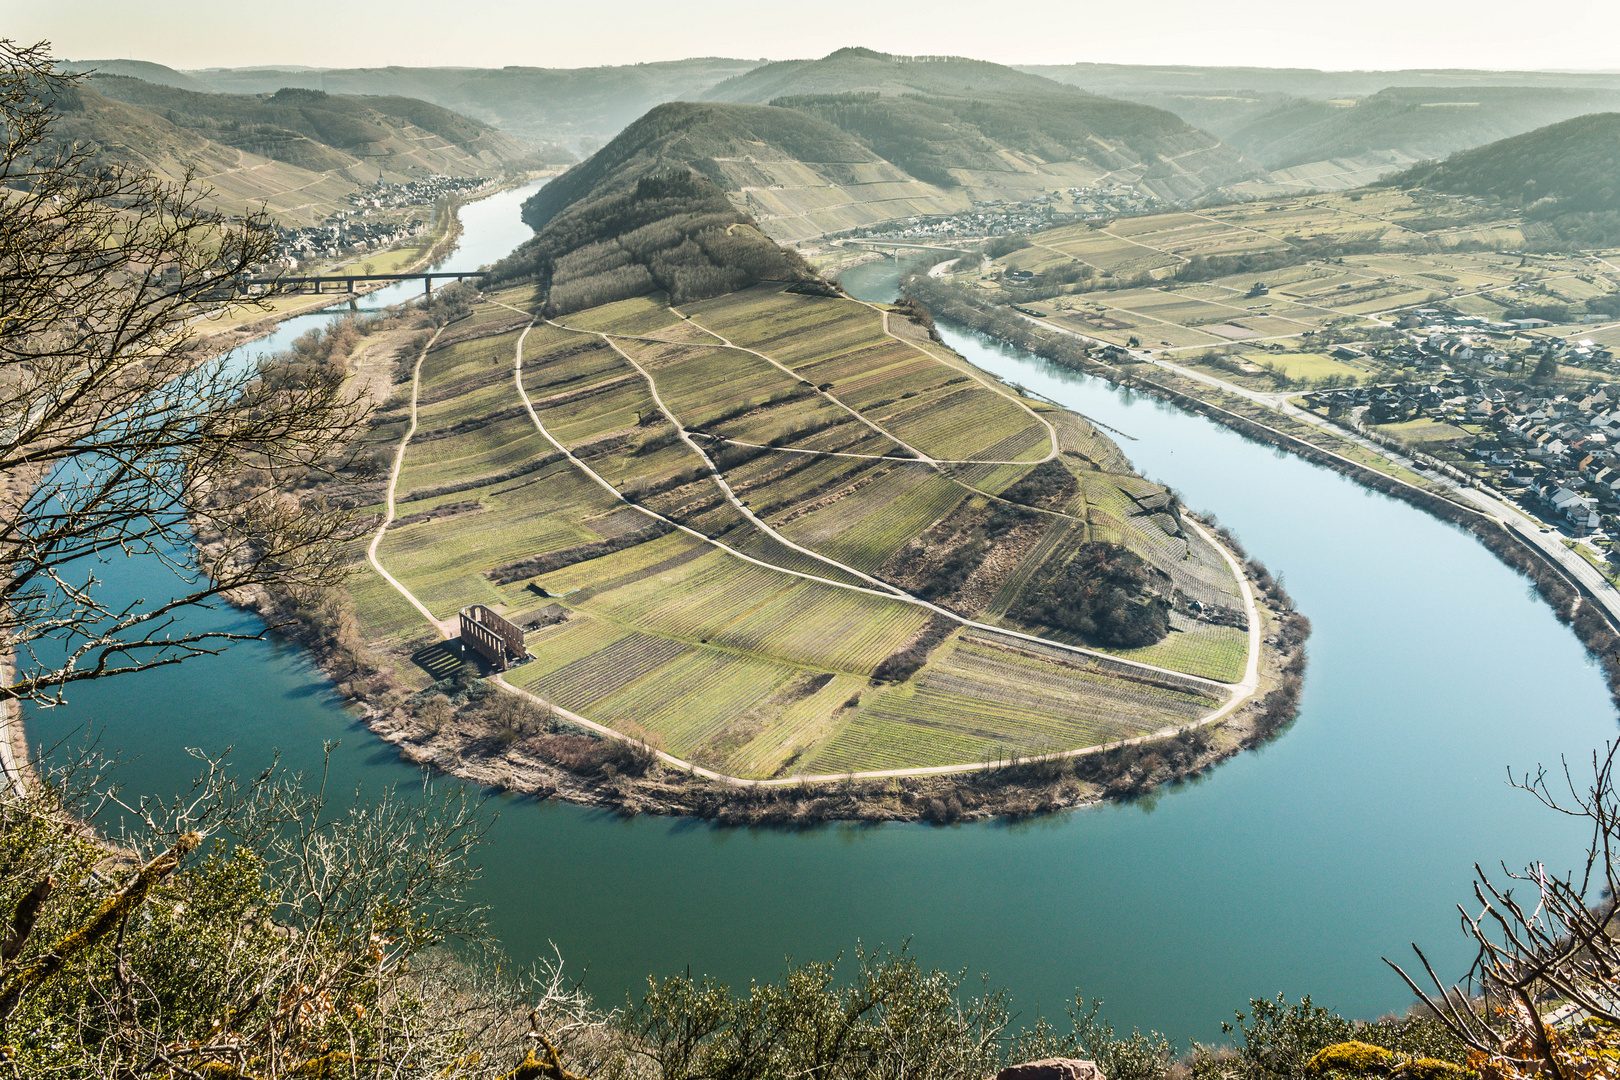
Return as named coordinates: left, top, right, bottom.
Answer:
left=852, top=184, right=1168, bottom=243
left=260, top=214, right=429, bottom=271
left=1382, top=308, right=1616, bottom=371
left=1305, top=377, right=1620, bottom=536
left=260, top=174, right=494, bottom=271
left=344, top=174, right=495, bottom=212
left=1064, top=183, right=1160, bottom=218
left=852, top=199, right=1065, bottom=241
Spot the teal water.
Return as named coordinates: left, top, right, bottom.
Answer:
left=23, top=227, right=1619, bottom=1045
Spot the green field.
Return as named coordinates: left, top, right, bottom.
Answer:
left=350, top=283, right=1252, bottom=778
left=1239, top=351, right=1367, bottom=382
left=972, top=188, right=1620, bottom=361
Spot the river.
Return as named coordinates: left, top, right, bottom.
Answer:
left=23, top=207, right=1619, bottom=1044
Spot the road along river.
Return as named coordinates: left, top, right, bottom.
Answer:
left=21, top=211, right=1620, bottom=1045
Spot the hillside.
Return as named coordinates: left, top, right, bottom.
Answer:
left=46, top=78, right=539, bottom=224
left=1221, top=86, right=1620, bottom=171
left=704, top=49, right=1254, bottom=203
left=1391, top=112, right=1620, bottom=243
left=85, top=76, right=539, bottom=172
left=348, top=278, right=1255, bottom=780
left=1025, top=63, right=1620, bottom=195
left=780, top=90, right=1252, bottom=203
left=141, top=58, right=766, bottom=150
left=58, top=57, right=216, bottom=91
left=504, top=100, right=969, bottom=270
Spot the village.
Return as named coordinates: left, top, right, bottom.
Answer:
left=259, top=174, right=495, bottom=270
left=1298, top=312, right=1620, bottom=568
left=845, top=184, right=1168, bottom=245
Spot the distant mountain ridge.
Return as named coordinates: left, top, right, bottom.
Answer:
left=702, top=48, right=1254, bottom=202
left=701, top=46, right=1068, bottom=101
left=85, top=76, right=536, bottom=171
left=64, top=57, right=767, bottom=151
left=1023, top=62, right=1620, bottom=193
left=65, top=50, right=1620, bottom=202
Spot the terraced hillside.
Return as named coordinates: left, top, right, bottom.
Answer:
left=353, top=283, right=1256, bottom=780
left=47, top=78, right=540, bottom=224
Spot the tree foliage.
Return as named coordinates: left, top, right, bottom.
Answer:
left=489, top=168, right=815, bottom=313
left=0, top=40, right=371, bottom=709
left=1014, top=541, right=1173, bottom=647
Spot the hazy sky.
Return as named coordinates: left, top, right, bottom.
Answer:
left=11, top=0, right=1619, bottom=73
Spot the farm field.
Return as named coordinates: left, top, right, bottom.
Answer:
left=971, top=189, right=1620, bottom=361
left=349, top=282, right=1254, bottom=779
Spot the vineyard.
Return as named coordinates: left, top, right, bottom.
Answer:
left=347, top=281, right=1255, bottom=779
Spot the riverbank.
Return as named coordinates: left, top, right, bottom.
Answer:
left=903, top=272, right=1620, bottom=711
left=25, top=196, right=1618, bottom=1032
left=246, top=289, right=1307, bottom=824
left=350, top=540, right=1307, bottom=824
left=190, top=173, right=551, bottom=359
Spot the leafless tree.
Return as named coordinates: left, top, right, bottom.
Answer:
left=0, top=39, right=370, bottom=711
left=1387, top=741, right=1620, bottom=1080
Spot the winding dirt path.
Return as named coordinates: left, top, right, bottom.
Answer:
left=361, top=299, right=1264, bottom=785
left=365, top=325, right=460, bottom=639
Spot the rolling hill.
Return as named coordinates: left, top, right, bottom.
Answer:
left=46, top=77, right=542, bottom=225
left=705, top=48, right=1255, bottom=203
left=57, top=57, right=217, bottom=91
left=1219, top=86, right=1620, bottom=171
left=124, top=58, right=767, bottom=151
left=86, top=76, right=539, bottom=173
left=1026, top=62, right=1620, bottom=194
left=1390, top=112, right=1620, bottom=244
left=701, top=46, right=1065, bottom=100
left=514, top=100, right=971, bottom=247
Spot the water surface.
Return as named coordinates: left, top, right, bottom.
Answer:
left=25, top=216, right=1617, bottom=1044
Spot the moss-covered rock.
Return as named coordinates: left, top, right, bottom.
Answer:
left=1305, top=1042, right=1475, bottom=1080
left=1307, top=1042, right=1397, bottom=1076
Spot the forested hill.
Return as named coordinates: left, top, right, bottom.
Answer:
left=490, top=106, right=827, bottom=314
left=519, top=101, right=885, bottom=231
left=83, top=76, right=539, bottom=169
left=65, top=57, right=766, bottom=150
left=517, top=100, right=967, bottom=246
left=42, top=77, right=540, bottom=224
left=779, top=90, right=1251, bottom=198
left=701, top=46, right=1065, bottom=101
left=1214, top=86, right=1620, bottom=171
left=703, top=48, right=1253, bottom=202
left=1389, top=112, right=1620, bottom=244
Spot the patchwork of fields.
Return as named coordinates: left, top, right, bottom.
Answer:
left=352, top=283, right=1252, bottom=778
left=985, top=189, right=1620, bottom=355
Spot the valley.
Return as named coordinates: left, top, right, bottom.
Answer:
left=17, top=29, right=1620, bottom=1064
